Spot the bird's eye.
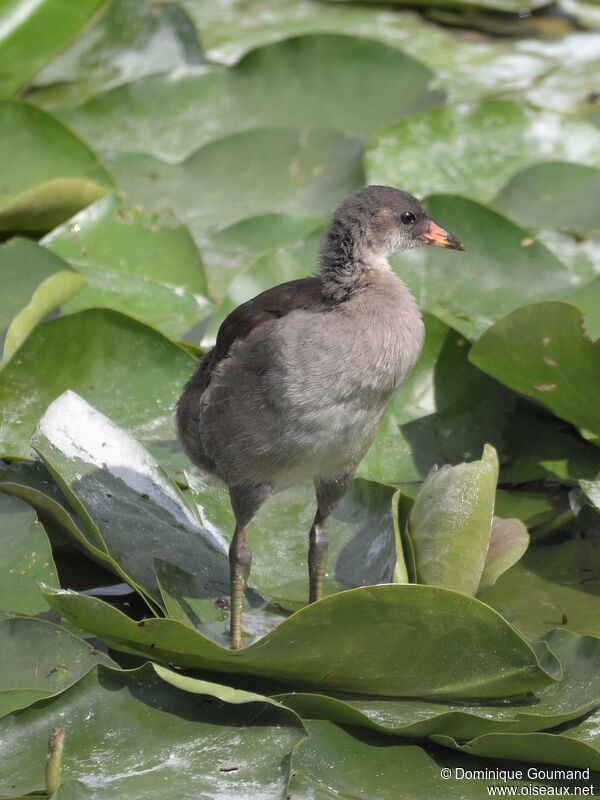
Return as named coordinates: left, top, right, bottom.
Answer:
left=401, top=211, right=416, bottom=225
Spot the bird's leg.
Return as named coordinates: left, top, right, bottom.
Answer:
left=229, top=524, right=251, bottom=651
left=309, top=472, right=355, bottom=604
left=228, top=484, right=271, bottom=650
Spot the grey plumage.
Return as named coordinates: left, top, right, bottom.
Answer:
left=177, top=185, right=463, bottom=648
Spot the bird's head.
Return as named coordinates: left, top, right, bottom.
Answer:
left=327, top=185, right=464, bottom=260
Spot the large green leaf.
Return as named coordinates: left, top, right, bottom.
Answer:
left=0, top=663, right=305, bottom=799
left=278, top=630, right=600, bottom=739
left=42, top=193, right=212, bottom=343
left=479, top=518, right=529, bottom=593
left=27, top=0, right=203, bottom=110
left=0, top=309, right=194, bottom=475
left=365, top=101, right=600, bottom=205
left=60, top=34, right=441, bottom=162
left=389, top=194, right=574, bottom=340
left=493, top=162, right=600, bottom=238
left=188, top=472, right=398, bottom=612
left=0, top=0, right=107, bottom=97
left=0, top=492, right=58, bottom=615
left=288, top=720, right=596, bottom=800
left=481, top=538, right=600, bottom=637
left=0, top=101, right=112, bottom=233
left=104, top=127, right=364, bottom=238
left=31, top=391, right=230, bottom=613
left=0, top=617, right=113, bottom=720
left=562, top=276, right=600, bottom=341
left=199, top=213, right=325, bottom=299
left=470, top=302, right=600, bottom=440
left=0, top=238, right=84, bottom=364
left=408, top=445, right=499, bottom=595
left=433, top=710, right=600, bottom=771
left=43, top=584, right=559, bottom=699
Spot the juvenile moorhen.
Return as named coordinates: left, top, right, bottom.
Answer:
left=177, top=185, right=464, bottom=649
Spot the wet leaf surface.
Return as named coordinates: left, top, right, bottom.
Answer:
left=470, top=301, right=600, bottom=439
left=0, top=101, right=112, bottom=234
left=43, top=583, right=560, bottom=699
left=0, top=617, right=113, bottom=720
left=0, top=238, right=84, bottom=364
left=0, top=492, right=58, bottom=615
left=0, top=310, right=195, bottom=474
left=0, top=663, right=305, bottom=799
left=43, top=192, right=212, bottom=342
left=60, top=34, right=442, bottom=162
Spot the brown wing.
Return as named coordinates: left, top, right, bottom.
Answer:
left=213, top=277, right=325, bottom=364
left=185, top=277, right=328, bottom=396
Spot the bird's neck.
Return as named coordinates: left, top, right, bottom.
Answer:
left=319, top=219, right=393, bottom=303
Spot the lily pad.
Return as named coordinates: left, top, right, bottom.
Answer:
left=365, top=100, right=600, bottom=205
left=43, top=584, right=559, bottom=699
left=0, top=616, right=113, bottom=720
left=0, top=492, right=58, bottom=615
left=27, top=0, right=203, bottom=110
left=42, top=193, right=212, bottom=343
left=288, top=720, right=593, bottom=800
left=188, top=472, right=398, bottom=612
left=0, top=309, right=195, bottom=475
left=493, top=161, right=600, bottom=238
left=60, top=34, right=441, bottom=162
left=278, top=629, right=600, bottom=740
left=0, top=0, right=106, bottom=97
left=480, top=538, right=600, bottom=637
left=0, top=238, right=85, bottom=364
left=32, top=391, right=230, bottom=613
left=408, top=445, right=499, bottom=595
left=433, top=716, right=600, bottom=771
left=470, top=301, right=600, bottom=440
left=104, top=126, right=364, bottom=238
left=479, top=518, right=529, bottom=593
left=0, top=101, right=112, bottom=233
left=389, top=194, right=574, bottom=340
left=0, top=663, right=305, bottom=799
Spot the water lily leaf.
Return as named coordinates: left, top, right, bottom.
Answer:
left=408, top=445, right=499, bottom=596
left=0, top=238, right=85, bottom=364
left=389, top=194, right=574, bottom=340
left=0, top=663, right=305, bottom=799
left=27, top=0, right=203, bottom=110
left=188, top=472, right=398, bottom=613
left=433, top=715, right=600, bottom=771
left=278, top=630, right=600, bottom=740
left=580, top=479, right=600, bottom=512
left=493, top=162, right=600, bottom=238
left=43, top=584, right=559, bottom=699
left=327, top=0, right=547, bottom=11
left=562, top=276, right=600, bottom=341
left=0, top=0, right=107, bottom=97
left=480, top=538, right=600, bottom=637
left=0, top=492, right=58, bottom=615
left=470, top=301, right=600, bottom=440
left=288, top=720, right=594, bottom=800
left=199, top=213, right=325, bottom=299
left=494, top=485, right=570, bottom=530
left=478, top=517, right=529, bottom=593
left=60, top=34, right=441, bottom=162
left=0, top=616, right=114, bottom=720
left=0, top=101, right=112, bottom=234
left=366, top=101, right=600, bottom=205
left=32, top=391, right=230, bottom=612
left=42, top=193, right=212, bottom=343
left=104, top=127, right=364, bottom=239
left=0, top=308, right=195, bottom=475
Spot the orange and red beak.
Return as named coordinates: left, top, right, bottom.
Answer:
left=422, top=220, right=464, bottom=251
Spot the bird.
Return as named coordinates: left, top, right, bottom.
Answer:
left=177, top=185, right=464, bottom=649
